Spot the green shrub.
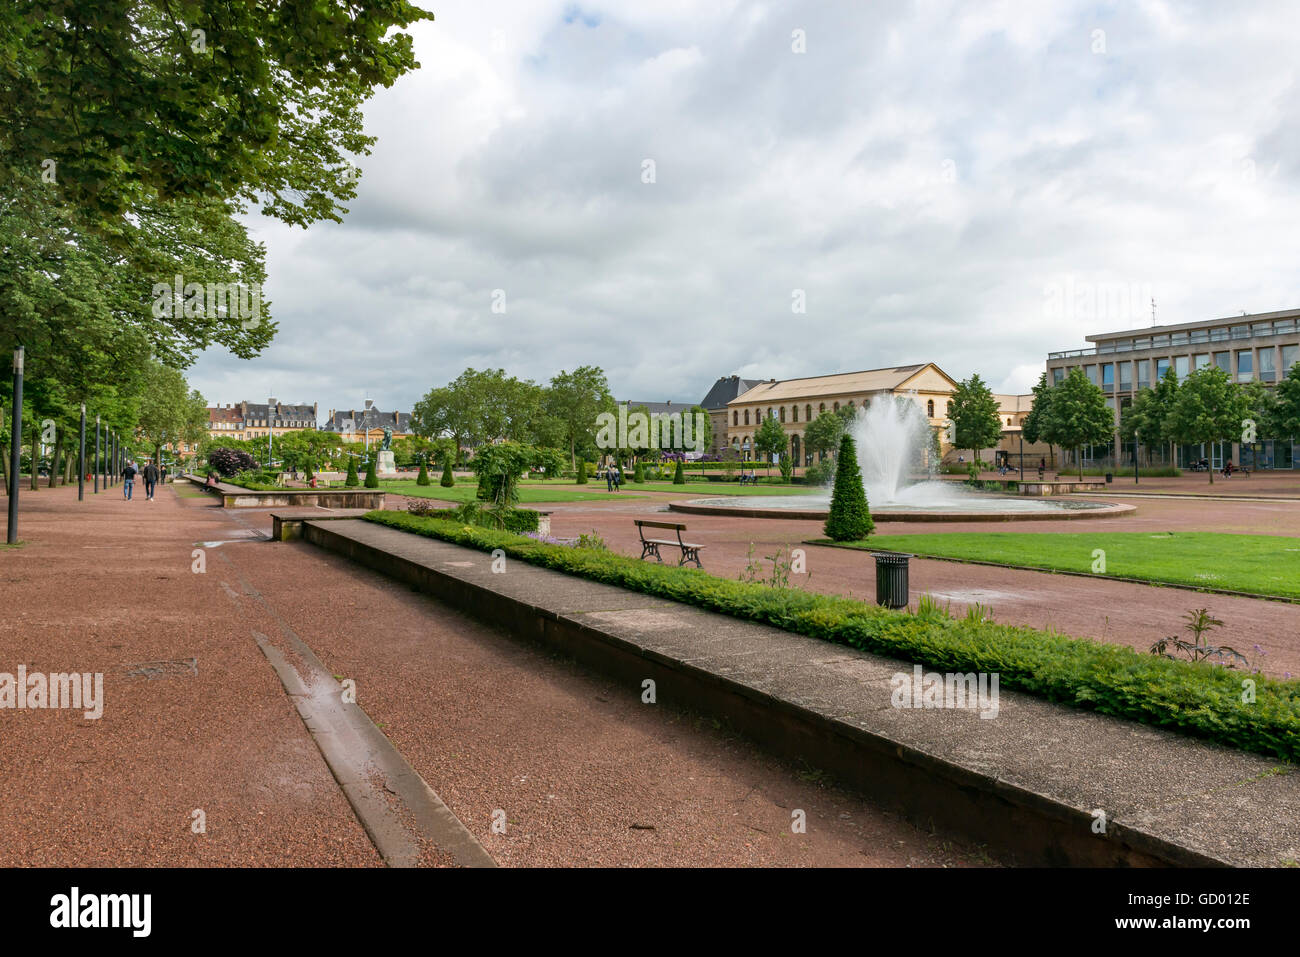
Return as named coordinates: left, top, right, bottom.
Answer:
left=672, top=460, right=685, bottom=484
left=633, top=462, right=645, bottom=483
left=361, top=510, right=1300, bottom=762
left=440, top=457, right=454, bottom=487
left=576, top=462, right=588, bottom=484
left=824, top=434, right=874, bottom=541
left=364, top=454, right=378, bottom=488
left=803, top=461, right=832, bottom=485
left=344, top=456, right=359, bottom=487
left=416, top=463, right=431, bottom=486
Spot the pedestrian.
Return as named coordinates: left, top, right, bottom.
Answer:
left=142, top=460, right=160, bottom=501
left=121, top=460, right=138, bottom=500
left=605, top=465, right=614, bottom=493
left=613, top=466, right=622, bottom=492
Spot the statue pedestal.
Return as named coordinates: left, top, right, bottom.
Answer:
left=376, top=450, right=398, bottom=478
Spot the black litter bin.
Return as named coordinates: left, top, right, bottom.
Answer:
left=873, top=552, right=912, bottom=609
left=1105, top=472, right=1113, bottom=483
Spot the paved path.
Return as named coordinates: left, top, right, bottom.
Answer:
left=0, top=484, right=983, bottom=866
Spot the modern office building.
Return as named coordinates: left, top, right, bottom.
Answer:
left=1046, top=308, right=1300, bottom=468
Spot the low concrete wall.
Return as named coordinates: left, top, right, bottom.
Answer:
left=221, top=489, right=386, bottom=509
left=1020, top=481, right=1108, bottom=495
left=301, top=519, right=1243, bottom=867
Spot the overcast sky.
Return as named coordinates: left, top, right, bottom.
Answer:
left=190, top=0, right=1300, bottom=418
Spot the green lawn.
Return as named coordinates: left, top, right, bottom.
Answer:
left=828, top=532, right=1300, bottom=599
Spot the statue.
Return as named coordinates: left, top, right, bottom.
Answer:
left=382, top=427, right=392, bottom=451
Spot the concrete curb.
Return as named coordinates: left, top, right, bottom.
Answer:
left=296, top=519, right=1300, bottom=867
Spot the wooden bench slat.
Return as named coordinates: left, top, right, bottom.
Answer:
left=635, top=520, right=687, bottom=530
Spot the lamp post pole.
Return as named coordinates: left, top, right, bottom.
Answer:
left=7, top=347, right=24, bottom=544
left=94, top=417, right=100, bottom=493
left=78, top=404, right=85, bottom=501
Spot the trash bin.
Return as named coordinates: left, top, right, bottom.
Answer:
left=1105, top=472, right=1113, bottom=483
left=873, top=552, right=911, bottom=609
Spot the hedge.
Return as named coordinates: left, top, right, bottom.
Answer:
left=362, top=510, right=1300, bottom=762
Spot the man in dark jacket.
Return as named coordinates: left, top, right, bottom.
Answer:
left=121, top=462, right=138, bottom=501
left=142, top=461, right=160, bottom=501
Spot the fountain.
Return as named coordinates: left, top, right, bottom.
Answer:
left=669, top=395, right=1133, bottom=522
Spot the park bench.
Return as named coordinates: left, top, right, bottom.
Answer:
left=634, top=520, right=705, bottom=568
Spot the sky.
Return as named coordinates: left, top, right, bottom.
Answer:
left=189, top=0, right=1300, bottom=418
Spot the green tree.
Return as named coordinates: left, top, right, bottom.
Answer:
left=948, top=373, right=1003, bottom=468
left=1166, top=366, right=1250, bottom=484
left=754, top=414, right=787, bottom=476
left=131, top=361, right=207, bottom=465
left=440, top=457, right=455, bottom=487
left=363, top=453, right=379, bottom=488
left=1046, top=369, right=1114, bottom=479
left=1, top=0, right=432, bottom=227
left=344, top=455, right=359, bottom=488
left=823, top=434, right=874, bottom=541
left=416, top=462, right=430, bottom=486
left=1145, top=367, right=1182, bottom=466
left=1273, top=362, right=1300, bottom=440
left=672, top=459, right=685, bottom=485
left=1021, top=372, right=1056, bottom=468
left=545, top=366, right=614, bottom=467
left=575, top=461, right=588, bottom=484
left=804, top=406, right=849, bottom=461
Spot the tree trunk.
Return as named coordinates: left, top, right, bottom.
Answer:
left=30, top=426, right=39, bottom=490
left=1076, top=446, right=1083, bottom=480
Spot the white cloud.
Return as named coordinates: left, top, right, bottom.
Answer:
left=192, top=0, right=1300, bottom=415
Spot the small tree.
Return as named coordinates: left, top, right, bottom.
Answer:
left=440, top=456, right=455, bottom=487
left=754, top=414, right=786, bottom=476
left=1166, top=366, right=1249, bottom=484
left=416, top=461, right=430, bottom=485
left=632, top=461, right=646, bottom=483
left=672, top=459, right=685, bottom=484
left=1048, top=369, right=1114, bottom=479
left=208, top=447, right=256, bottom=477
left=1021, top=372, right=1055, bottom=468
left=364, top=454, right=379, bottom=488
left=949, top=373, right=1003, bottom=468
left=823, top=434, right=874, bottom=541
left=344, top=455, right=360, bottom=487
left=575, top=460, right=588, bottom=484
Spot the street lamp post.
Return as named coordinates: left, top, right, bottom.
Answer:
left=94, top=417, right=100, bottom=494
left=7, top=347, right=24, bottom=545
left=78, top=404, right=85, bottom=501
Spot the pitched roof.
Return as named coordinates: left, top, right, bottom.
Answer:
left=322, top=407, right=412, bottom=435
left=729, top=364, right=954, bottom=404
left=618, top=399, right=690, bottom=416
left=698, top=375, right=766, bottom=410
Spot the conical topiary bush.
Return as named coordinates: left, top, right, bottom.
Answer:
left=823, top=433, right=874, bottom=541
left=440, top=457, right=455, bottom=487
left=575, top=461, right=588, bottom=484
left=672, top=459, right=685, bottom=484
left=364, top=454, right=379, bottom=488
left=345, top=456, right=360, bottom=487
left=416, top=462, right=430, bottom=485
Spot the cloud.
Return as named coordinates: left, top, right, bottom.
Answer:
left=190, top=0, right=1300, bottom=416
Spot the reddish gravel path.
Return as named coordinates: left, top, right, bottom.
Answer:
left=1, top=485, right=986, bottom=867
left=0, top=483, right=380, bottom=866
left=426, top=489, right=1300, bottom=678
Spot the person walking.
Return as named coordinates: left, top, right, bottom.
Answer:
left=121, top=461, right=138, bottom=500
left=142, top=460, right=160, bottom=501
left=605, top=465, right=614, bottom=493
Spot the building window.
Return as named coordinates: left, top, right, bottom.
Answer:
left=733, top=410, right=738, bottom=426
left=805, top=405, right=812, bottom=421
left=791, top=405, right=798, bottom=423
left=1155, top=358, right=1170, bottom=380
left=744, top=409, right=750, bottom=425
left=818, top=403, right=825, bottom=414
left=1118, top=361, right=1132, bottom=389
left=779, top=407, right=786, bottom=422
left=1194, top=354, right=1210, bottom=371
left=946, top=400, right=953, bottom=415
left=1101, top=363, right=1114, bottom=387
left=1282, top=344, right=1298, bottom=371
left=1214, top=351, right=1231, bottom=373
left=1236, top=350, right=1253, bottom=382
left=1052, top=368, right=1064, bottom=385
left=926, top=399, right=935, bottom=417
left=1259, top=348, right=1276, bottom=381
left=1174, top=356, right=1189, bottom=379
left=833, top=402, right=840, bottom=412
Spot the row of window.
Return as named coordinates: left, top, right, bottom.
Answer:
left=732, top=398, right=947, bottom=427
left=1098, top=319, right=1299, bottom=353
left=212, top=420, right=312, bottom=429
left=1053, top=344, right=1300, bottom=389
